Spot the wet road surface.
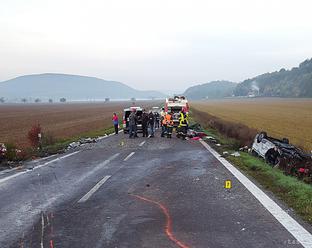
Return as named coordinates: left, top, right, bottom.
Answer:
left=0, top=130, right=311, bottom=248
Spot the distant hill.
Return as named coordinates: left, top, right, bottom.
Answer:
left=234, top=58, right=312, bottom=97
left=183, top=81, right=236, bottom=99
left=0, top=73, right=166, bottom=101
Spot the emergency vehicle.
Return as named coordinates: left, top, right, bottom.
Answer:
left=164, top=96, right=189, bottom=127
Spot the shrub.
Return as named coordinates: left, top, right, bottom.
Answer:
left=192, top=108, right=257, bottom=147
left=28, top=124, right=42, bottom=148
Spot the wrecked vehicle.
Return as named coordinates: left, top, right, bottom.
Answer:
left=251, top=132, right=311, bottom=180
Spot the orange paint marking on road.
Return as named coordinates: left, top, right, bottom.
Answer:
left=132, top=194, right=190, bottom=248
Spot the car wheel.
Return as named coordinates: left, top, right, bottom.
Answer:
left=282, top=138, right=289, bottom=144
left=257, top=132, right=267, bottom=143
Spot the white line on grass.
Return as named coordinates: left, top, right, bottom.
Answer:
left=124, top=152, right=135, bottom=161
left=78, top=175, right=111, bottom=203
left=199, top=140, right=312, bottom=248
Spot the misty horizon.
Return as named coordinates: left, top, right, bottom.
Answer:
left=1, top=0, right=312, bottom=91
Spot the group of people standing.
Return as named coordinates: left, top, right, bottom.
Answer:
left=112, top=108, right=188, bottom=139
left=128, top=109, right=160, bottom=138
left=160, top=108, right=189, bottom=139
left=161, top=109, right=173, bottom=138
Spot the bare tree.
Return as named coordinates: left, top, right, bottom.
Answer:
left=0, top=97, right=5, bottom=103
left=60, top=98, right=66, bottom=103
left=21, top=98, right=27, bottom=103
left=49, top=99, right=53, bottom=103
left=35, top=98, right=41, bottom=103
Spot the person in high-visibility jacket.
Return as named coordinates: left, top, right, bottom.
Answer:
left=177, top=111, right=188, bottom=139
left=165, top=112, right=174, bottom=138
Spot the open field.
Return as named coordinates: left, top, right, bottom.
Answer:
left=192, top=98, right=312, bottom=151
left=0, top=101, right=160, bottom=147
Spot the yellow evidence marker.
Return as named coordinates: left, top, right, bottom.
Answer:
left=225, top=180, right=232, bottom=189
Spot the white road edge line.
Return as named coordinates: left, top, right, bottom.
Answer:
left=199, top=140, right=312, bottom=248
left=124, top=152, right=135, bottom=161
left=0, top=151, right=80, bottom=185
left=78, top=175, right=111, bottom=203
left=139, top=141, right=146, bottom=147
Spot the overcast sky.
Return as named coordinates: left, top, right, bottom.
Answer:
left=1, top=0, right=312, bottom=92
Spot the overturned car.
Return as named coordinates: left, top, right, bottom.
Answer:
left=251, top=132, right=312, bottom=179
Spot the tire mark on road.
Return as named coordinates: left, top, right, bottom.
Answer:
left=132, top=194, right=190, bottom=248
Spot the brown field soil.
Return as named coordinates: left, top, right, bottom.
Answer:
left=0, top=101, right=160, bottom=147
left=192, top=98, right=312, bottom=151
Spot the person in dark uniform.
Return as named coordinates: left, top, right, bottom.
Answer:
left=154, top=111, right=160, bottom=129
left=141, top=109, right=149, bottom=137
left=128, top=109, right=138, bottom=138
left=148, top=110, right=155, bottom=137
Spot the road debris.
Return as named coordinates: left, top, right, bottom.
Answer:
left=231, top=152, right=241, bottom=157
left=67, top=137, right=98, bottom=150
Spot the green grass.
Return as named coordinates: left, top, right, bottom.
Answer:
left=199, top=125, right=312, bottom=224
left=228, top=153, right=312, bottom=223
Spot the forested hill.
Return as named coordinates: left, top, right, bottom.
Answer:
left=183, top=81, right=236, bottom=99
left=0, top=73, right=166, bottom=101
left=234, top=58, right=312, bottom=97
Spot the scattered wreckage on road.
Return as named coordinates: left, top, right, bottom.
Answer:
left=251, top=132, right=312, bottom=180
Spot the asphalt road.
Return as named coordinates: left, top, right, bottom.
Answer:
left=0, top=129, right=311, bottom=248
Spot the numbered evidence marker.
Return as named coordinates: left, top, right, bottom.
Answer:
left=120, top=140, right=125, bottom=146
left=225, top=180, right=232, bottom=189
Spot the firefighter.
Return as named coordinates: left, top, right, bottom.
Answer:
left=165, top=112, right=174, bottom=138
left=177, top=111, right=188, bottom=140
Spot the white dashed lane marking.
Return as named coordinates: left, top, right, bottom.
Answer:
left=139, top=141, right=146, bottom=147
left=124, top=152, right=135, bottom=161
left=78, top=175, right=111, bottom=203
